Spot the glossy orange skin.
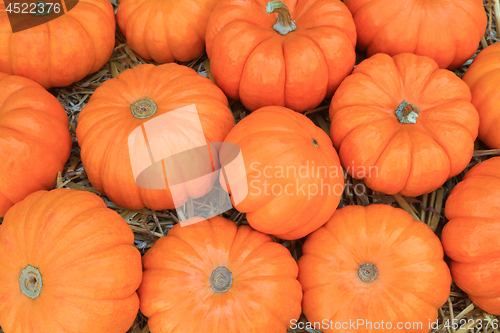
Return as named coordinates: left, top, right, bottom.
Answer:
left=442, top=157, right=500, bottom=315
left=221, top=106, right=344, bottom=240
left=299, top=204, right=452, bottom=333
left=0, top=0, right=115, bottom=89
left=76, top=63, right=234, bottom=211
left=139, top=216, right=302, bottom=333
left=330, top=53, right=479, bottom=197
left=0, top=73, right=71, bottom=217
left=0, top=189, right=143, bottom=333
left=117, top=0, right=220, bottom=63
left=462, top=43, right=500, bottom=149
left=205, top=0, right=356, bottom=112
left=345, top=0, right=486, bottom=69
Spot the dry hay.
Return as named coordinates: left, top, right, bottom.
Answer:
left=1, top=0, right=500, bottom=332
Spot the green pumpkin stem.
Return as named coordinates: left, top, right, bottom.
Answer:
left=131, top=98, right=157, bottom=119
left=266, top=1, right=297, bottom=35
left=394, top=101, right=419, bottom=124
left=19, top=265, right=43, bottom=299
left=210, top=267, right=233, bottom=293
left=358, top=263, right=378, bottom=283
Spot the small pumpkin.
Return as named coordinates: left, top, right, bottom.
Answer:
left=0, top=189, right=143, bottom=332
left=0, top=73, right=71, bottom=217
left=298, top=204, right=452, bottom=332
left=138, top=216, right=302, bottom=332
left=442, top=157, right=500, bottom=315
left=0, top=0, right=115, bottom=89
left=76, top=63, right=234, bottom=211
left=205, top=0, right=357, bottom=112
left=116, top=0, right=221, bottom=63
left=329, top=53, right=479, bottom=197
left=462, top=42, right=500, bottom=149
left=220, top=106, right=344, bottom=240
left=344, top=0, right=486, bottom=69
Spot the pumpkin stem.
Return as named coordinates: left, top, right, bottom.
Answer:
left=19, top=265, right=43, bottom=299
left=266, top=1, right=297, bottom=35
left=32, top=1, right=54, bottom=17
left=394, top=101, right=419, bottom=124
left=358, top=263, right=377, bottom=283
left=311, top=138, right=319, bottom=147
left=210, top=267, right=232, bottom=293
left=131, top=98, right=157, bottom=119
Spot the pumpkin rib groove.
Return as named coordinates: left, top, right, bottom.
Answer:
left=67, top=16, right=98, bottom=71
left=166, top=234, right=211, bottom=266
left=363, top=3, right=404, bottom=54
left=236, top=34, right=277, bottom=101
left=335, top=114, right=395, bottom=149
left=370, top=127, right=405, bottom=182
left=453, top=1, right=483, bottom=40
left=356, top=72, right=401, bottom=106
left=0, top=120, right=67, bottom=164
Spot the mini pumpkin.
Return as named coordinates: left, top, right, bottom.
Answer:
left=205, top=0, right=357, bottom=112
left=344, top=0, right=486, bottom=69
left=298, top=204, right=451, bottom=332
left=138, top=216, right=302, bottom=332
left=220, top=106, right=344, bottom=240
left=442, top=157, right=500, bottom=315
left=0, top=73, right=71, bottom=217
left=329, top=53, right=479, bottom=197
left=76, top=63, right=234, bottom=211
left=0, top=189, right=143, bottom=332
left=462, top=42, right=500, bottom=149
left=116, top=0, right=221, bottom=63
left=0, top=0, right=115, bottom=88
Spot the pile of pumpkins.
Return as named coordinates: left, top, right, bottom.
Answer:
left=0, top=0, right=499, bottom=332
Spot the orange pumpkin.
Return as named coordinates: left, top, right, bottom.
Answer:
left=329, top=53, right=479, bottom=197
left=462, top=43, right=500, bottom=149
left=220, top=106, right=344, bottom=240
left=298, top=204, right=452, bottom=332
left=76, top=63, right=234, bottom=211
left=0, top=0, right=115, bottom=89
left=117, top=0, right=221, bottom=63
left=344, top=0, right=486, bottom=69
left=138, top=216, right=302, bottom=333
left=442, top=157, right=500, bottom=315
left=0, top=73, right=71, bottom=217
left=205, top=0, right=356, bottom=112
left=0, top=189, right=143, bottom=332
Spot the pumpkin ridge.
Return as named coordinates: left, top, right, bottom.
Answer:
left=0, top=115, right=69, bottom=164
left=64, top=14, right=99, bottom=70
left=345, top=120, right=400, bottom=178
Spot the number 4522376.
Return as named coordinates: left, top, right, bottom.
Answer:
left=5, top=2, right=61, bottom=15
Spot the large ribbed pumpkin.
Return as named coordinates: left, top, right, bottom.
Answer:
left=298, top=204, right=452, bottom=332
left=220, top=106, right=344, bottom=240
left=0, top=0, right=115, bottom=88
left=76, top=63, right=234, bottom=211
left=442, top=157, right=500, bottom=315
left=329, top=53, right=479, bottom=197
left=116, top=0, right=221, bottom=63
left=0, top=73, right=71, bottom=217
left=462, top=43, right=500, bottom=149
left=205, top=0, right=357, bottom=112
left=0, top=189, right=143, bottom=332
left=344, top=0, right=486, bottom=69
left=138, top=216, right=302, bottom=333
